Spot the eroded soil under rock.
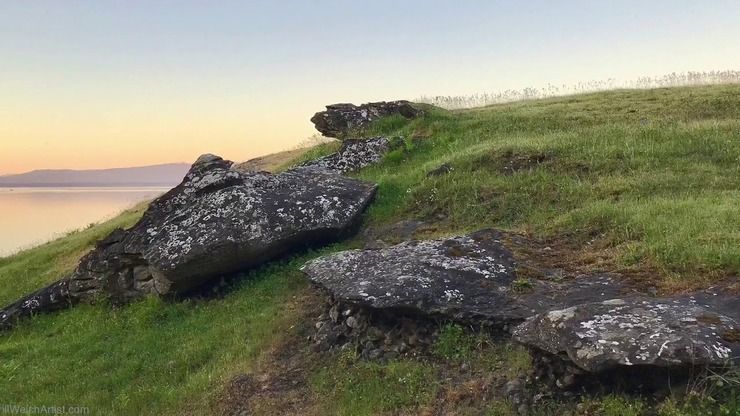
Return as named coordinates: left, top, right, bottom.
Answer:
left=214, top=284, right=717, bottom=416
left=216, top=291, right=322, bottom=416
left=302, top=225, right=739, bottom=404
left=215, top=286, right=530, bottom=416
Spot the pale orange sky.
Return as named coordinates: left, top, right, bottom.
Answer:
left=1, top=1, right=738, bottom=175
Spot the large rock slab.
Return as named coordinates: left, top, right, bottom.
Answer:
left=298, top=137, right=394, bottom=174
left=513, top=298, right=740, bottom=372
left=1, top=154, right=377, bottom=328
left=301, top=230, right=628, bottom=327
left=67, top=154, right=378, bottom=302
left=311, top=101, right=422, bottom=138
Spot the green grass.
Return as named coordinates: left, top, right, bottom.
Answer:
left=433, top=323, right=478, bottom=360
left=310, top=354, right=437, bottom=416
left=0, top=257, right=310, bottom=415
left=1, top=85, right=739, bottom=414
left=357, top=84, right=740, bottom=284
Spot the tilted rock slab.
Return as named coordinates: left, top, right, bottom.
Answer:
left=1, top=154, right=377, bottom=328
left=299, top=137, right=394, bottom=174
left=0, top=279, right=73, bottom=330
left=301, top=229, right=628, bottom=327
left=311, top=101, right=422, bottom=138
left=512, top=298, right=740, bottom=372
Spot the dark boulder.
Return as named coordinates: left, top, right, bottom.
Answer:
left=298, top=137, right=394, bottom=174
left=68, top=154, right=378, bottom=302
left=311, top=101, right=422, bottom=138
left=512, top=298, right=740, bottom=372
left=301, top=230, right=628, bottom=328
left=1, top=154, right=377, bottom=327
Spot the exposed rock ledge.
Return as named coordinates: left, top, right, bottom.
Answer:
left=1, top=154, right=377, bottom=329
left=302, top=229, right=629, bottom=328
left=302, top=230, right=740, bottom=383
left=311, top=101, right=422, bottom=138
left=513, top=298, right=739, bottom=372
left=299, top=137, right=396, bottom=174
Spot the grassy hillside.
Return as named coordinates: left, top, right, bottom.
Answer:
left=1, top=85, right=738, bottom=415
left=233, top=146, right=317, bottom=172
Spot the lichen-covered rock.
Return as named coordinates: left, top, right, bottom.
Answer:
left=0, top=279, right=73, bottom=329
left=1, top=154, right=378, bottom=327
left=298, top=137, right=394, bottom=174
left=512, top=298, right=740, bottom=372
left=311, top=101, right=422, bottom=138
left=66, top=154, right=377, bottom=302
left=301, top=230, right=628, bottom=328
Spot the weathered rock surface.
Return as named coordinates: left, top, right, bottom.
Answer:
left=1, top=154, right=377, bottom=327
left=68, top=154, right=378, bottom=302
left=513, top=298, right=740, bottom=372
left=298, top=137, right=394, bottom=174
left=310, top=303, right=437, bottom=361
left=311, top=101, right=422, bottom=138
left=302, top=230, right=628, bottom=328
left=0, top=279, right=73, bottom=329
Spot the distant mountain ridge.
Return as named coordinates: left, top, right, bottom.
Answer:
left=0, top=163, right=190, bottom=187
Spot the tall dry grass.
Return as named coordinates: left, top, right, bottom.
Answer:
left=418, top=70, right=740, bottom=109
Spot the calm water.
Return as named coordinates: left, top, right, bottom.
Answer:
left=0, top=187, right=169, bottom=257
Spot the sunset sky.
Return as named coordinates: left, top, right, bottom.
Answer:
left=1, top=0, right=739, bottom=175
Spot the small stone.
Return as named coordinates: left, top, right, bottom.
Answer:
left=366, top=327, right=385, bottom=342
left=368, top=349, right=384, bottom=360
left=555, top=373, right=575, bottom=389
left=426, top=163, right=453, bottom=177
left=329, top=305, right=340, bottom=323
left=345, top=316, right=358, bottom=329
left=504, top=379, right=523, bottom=398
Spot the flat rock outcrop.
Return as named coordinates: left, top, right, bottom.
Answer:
left=70, top=154, right=378, bottom=301
left=1, top=154, right=377, bottom=327
left=311, top=101, right=422, bottom=138
left=513, top=298, right=740, bottom=372
left=302, top=230, right=628, bottom=328
left=298, top=137, right=394, bottom=174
